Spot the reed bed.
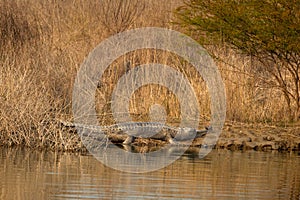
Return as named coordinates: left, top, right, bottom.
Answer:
left=0, top=0, right=295, bottom=150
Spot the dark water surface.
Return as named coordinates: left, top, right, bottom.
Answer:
left=0, top=147, right=299, bottom=200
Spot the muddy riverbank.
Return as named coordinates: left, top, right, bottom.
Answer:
left=128, top=122, right=300, bottom=152
left=78, top=121, right=300, bottom=152
left=200, top=122, right=300, bottom=151
left=1, top=121, right=299, bottom=152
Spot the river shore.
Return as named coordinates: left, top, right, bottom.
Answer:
left=202, top=122, right=300, bottom=151
left=129, top=122, right=300, bottom=152
left=68, top=121, right=300, bottom=152
left=1, top=121, right=299, bottom=152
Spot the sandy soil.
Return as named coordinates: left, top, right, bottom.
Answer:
left=191, top=122, right=300, bottom=151
left=123, top=122, right=300, bottom=152
left=60, top=121, right=300, bottom=152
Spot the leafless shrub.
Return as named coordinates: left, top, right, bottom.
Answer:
left=99, top=0, right=145, bottom=34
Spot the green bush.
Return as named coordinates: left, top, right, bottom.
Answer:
left=176, top=0, right=300, bottom=121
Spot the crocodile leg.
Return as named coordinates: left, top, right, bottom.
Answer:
left=123, top=136, right=135, bottom=145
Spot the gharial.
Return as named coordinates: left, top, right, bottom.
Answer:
left=60, top=121, right=211, bottom=145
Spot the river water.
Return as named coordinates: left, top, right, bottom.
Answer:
left=0, top=147, right=299, bottom=200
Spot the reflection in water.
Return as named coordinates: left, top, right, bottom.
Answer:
left=0, top=147, right=299, bottom=200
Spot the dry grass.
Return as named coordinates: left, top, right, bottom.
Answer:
left=0, top=0, right=294, bottom=150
